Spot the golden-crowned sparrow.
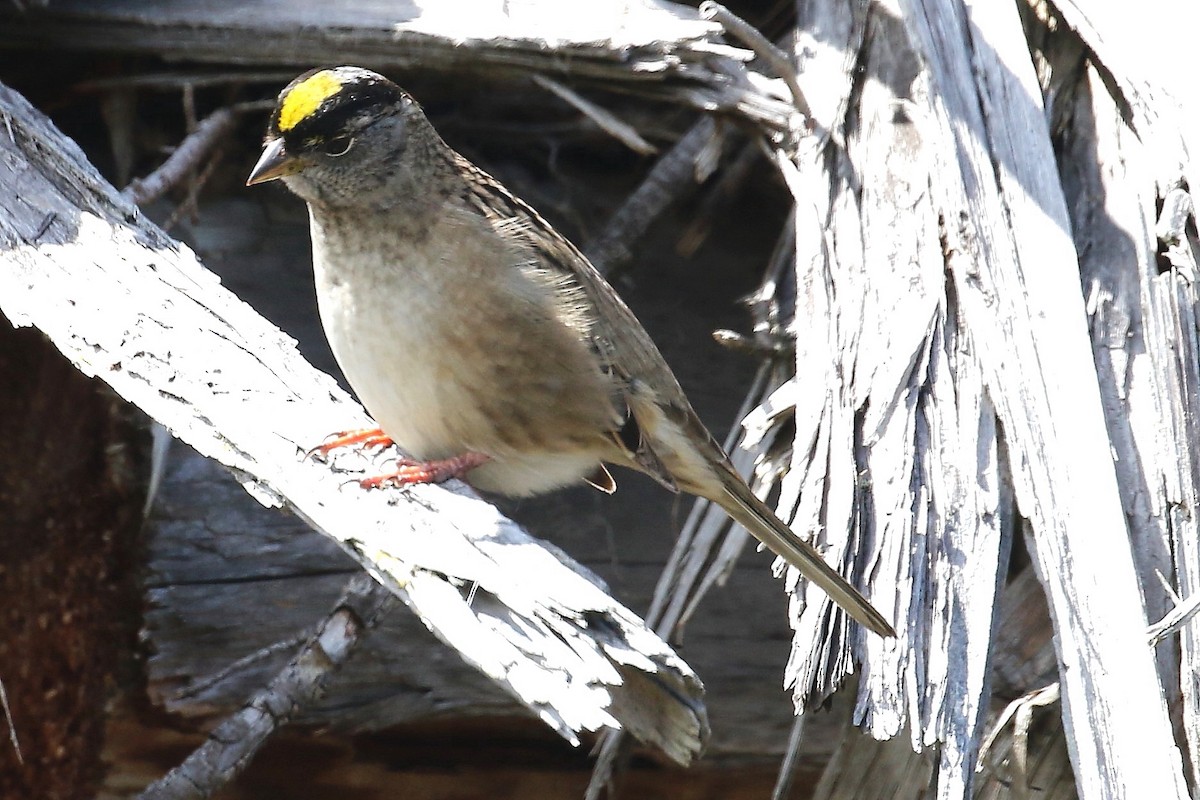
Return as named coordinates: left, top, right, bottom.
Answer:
left=247, top=66, right=894, bottom=637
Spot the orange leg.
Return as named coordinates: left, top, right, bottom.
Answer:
left=306, top=426, right=394, bottom=460
left=360, top=452, right=490, bottom=489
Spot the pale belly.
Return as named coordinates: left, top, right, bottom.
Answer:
left=311, top=230, right=616, bottom=496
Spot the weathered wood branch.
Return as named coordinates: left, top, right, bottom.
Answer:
left=138, top=574, right=396, bottom=800
left=892, top=0, right=1190, bottom=794
left=121, top=101, right=271, bottom=206
left=585, top=115, right=721, bottom=275
left=0, top=80, right=707, bottom=765
left=1042, top=0, right=1200, bottom=790
left=0, top=0, right=800, bottom=136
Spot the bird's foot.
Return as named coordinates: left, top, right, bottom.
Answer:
left=360, top=452, right=489, bottom=489
left=306, top=426, right=394, bottom=460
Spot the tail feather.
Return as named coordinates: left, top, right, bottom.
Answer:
left=712, top=466, right=896, bottom=638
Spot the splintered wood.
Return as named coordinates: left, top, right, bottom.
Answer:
left=756, top=0, right=1195, bottom=797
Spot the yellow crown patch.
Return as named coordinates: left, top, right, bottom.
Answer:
left=278, top=71, right=343, bottom=132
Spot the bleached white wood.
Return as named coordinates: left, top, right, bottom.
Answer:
left=0, top=0, right=718, bottom=73
left=0, top=0, right=799, bottom=136
left=773, top=9, right=1011, bottom=799
left=897, top=0, right=1189, bottom=795
left=1041, top=1, right=1200, bottom=789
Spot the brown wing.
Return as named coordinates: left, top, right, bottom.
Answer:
left=452, top=153, right=729, bottom=491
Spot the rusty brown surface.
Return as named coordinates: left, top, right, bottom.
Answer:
left=0, top=320, right=146, bottom=800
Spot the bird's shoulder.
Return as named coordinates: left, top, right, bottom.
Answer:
left=449, top=153, right=732, bottom=484
left=450, top=153, right=674, bottom=385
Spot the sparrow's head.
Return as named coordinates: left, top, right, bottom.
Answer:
left=247, top=66, right=439, bottom=208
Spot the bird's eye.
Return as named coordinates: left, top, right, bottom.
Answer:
left=323, top=136, right=355, bottom=157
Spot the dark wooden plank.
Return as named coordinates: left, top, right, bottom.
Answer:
left=0, top=320, right=147, bottom=798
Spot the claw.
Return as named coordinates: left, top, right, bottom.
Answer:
left=359, top=452, right=489, bottom=489
left=305, top=426, right=394, bottom=460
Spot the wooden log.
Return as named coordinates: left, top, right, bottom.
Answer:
left=0, top=0, right=719, bottom=77
left=895, top=0, right=1189, bottom=794
left=765, top=6, right=1009, bottom=798
left=0, top=0, right=796, bottom=134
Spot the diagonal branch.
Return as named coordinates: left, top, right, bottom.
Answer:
left=0, top=79, right=707, bottom=766
left=137, top=574, right=395, bottom=800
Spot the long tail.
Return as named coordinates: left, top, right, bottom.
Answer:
left=711, top=465, right=895, bottom=638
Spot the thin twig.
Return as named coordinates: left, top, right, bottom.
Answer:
left=1147, top=588, right=1200, bottom=645
left=712, top=328, right=792, bottom=356
left=0, top=676, right=21, bottom=765
left=121, top=100, right=272, bottom=206
left=181, top=83, right=197, bottom=133
left=532, top=75, right=657, bottom=156
left=121, top=107, right=233, bottom=205
left=975, top=682, right=1060, bottom=779
left=771, top=712, right=806, bottom=800
left=585, top=116, right=719, bottom=276
left=174, top=629, right=315, bottom=701
left=162, top=150, right=224, bottom=232
left=699, top=2, right=811, bottom=121
left=675, top=138, right=759, bottom=257
left=77, top=71, right=299, bottom=93
left=584, top=730, right=632, bottom=800
left=137, top=573, right=395, bottom=800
